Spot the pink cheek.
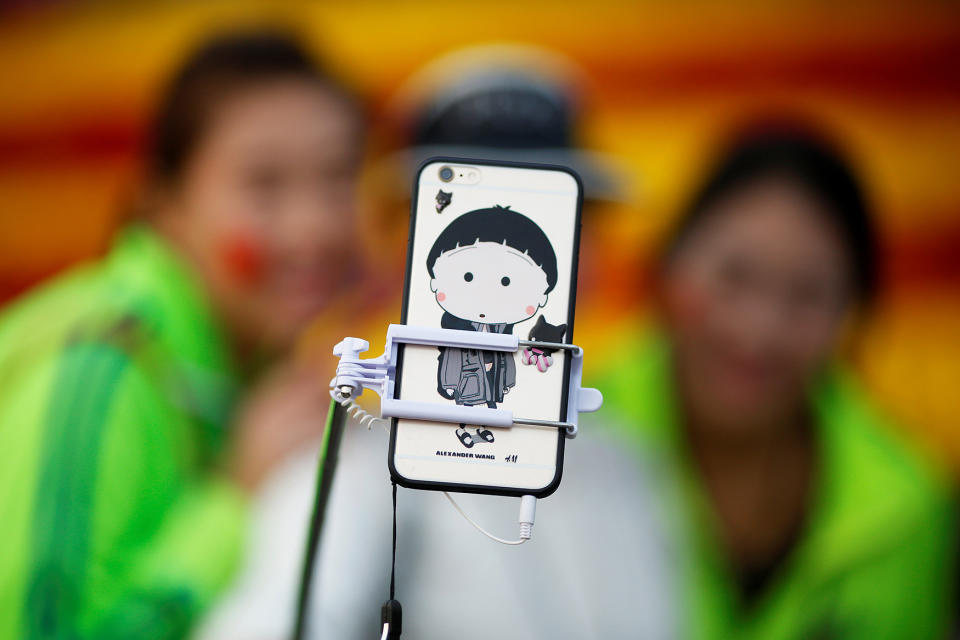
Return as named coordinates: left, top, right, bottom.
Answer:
left=525, top=305, right=536, bottom=315
left=437, top=292, right=446, bottom=302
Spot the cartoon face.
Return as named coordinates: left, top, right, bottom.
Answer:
left=430, top=240, right=549, bottom=324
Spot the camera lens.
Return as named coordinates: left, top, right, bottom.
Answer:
left=439, top=166, right=454, bottom=182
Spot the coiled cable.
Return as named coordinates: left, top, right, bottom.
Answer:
left=330, top=387, right=389, bottom=431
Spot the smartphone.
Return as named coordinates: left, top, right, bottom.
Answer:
left=389, top=157, right=582, bottom=497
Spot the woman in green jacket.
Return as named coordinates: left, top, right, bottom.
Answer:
left=0, top=31, right=364, bottom=638
left=602, top=124, right=955, bottom=639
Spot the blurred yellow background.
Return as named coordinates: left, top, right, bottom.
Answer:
left=1, top=0, right=958, bottom=463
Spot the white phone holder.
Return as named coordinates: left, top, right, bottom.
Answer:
left=331, top=324, right=602, bottom=438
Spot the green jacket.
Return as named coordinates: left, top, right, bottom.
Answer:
left=600, top=335, right=955, bottom=639
left=0, top=227, right=248, bottom=639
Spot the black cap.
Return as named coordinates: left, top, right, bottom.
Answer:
left=413, top=71, right=574, bottom=149
left=386, top=45, right=625, bottom=202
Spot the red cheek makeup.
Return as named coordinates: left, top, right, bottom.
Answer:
left=219, top=231, right=267, bottom=287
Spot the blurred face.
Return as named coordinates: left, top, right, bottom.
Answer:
left=158, top=78, right=362, bottom=354
left=661, top=176, right=853, bottom=434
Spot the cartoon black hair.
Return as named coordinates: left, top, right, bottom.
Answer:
left=426, top=206, right=558, bottom=293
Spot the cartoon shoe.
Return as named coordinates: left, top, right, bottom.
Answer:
left=536, top=353, right=549, bottom=372
left=456, top=426, right=475, bottom=448
left=476, top=428, right=496, bottom=443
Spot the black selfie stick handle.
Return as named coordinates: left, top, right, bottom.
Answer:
left=381, top=599, right=403, bottom=639
left=292, top=400, right=348, bottom=640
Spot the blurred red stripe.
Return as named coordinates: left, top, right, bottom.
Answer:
left=1, top=36, right=958, bottom=167
left=0, top=111, right=143, bottom=168
left=588, top=38, right=960, bottom=101
left=882, top=218, right=960, bottom=293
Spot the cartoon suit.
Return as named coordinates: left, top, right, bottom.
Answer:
left=437, top=314, right=516, bottom=408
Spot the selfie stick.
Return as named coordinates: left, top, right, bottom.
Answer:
left=292, top=401, right=347, bottom=640
left=294, top=323, right=602, bottom=639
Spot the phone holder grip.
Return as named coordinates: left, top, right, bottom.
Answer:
left=331, top=324, right=601, bottom=438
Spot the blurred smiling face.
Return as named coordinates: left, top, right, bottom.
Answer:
left=430, top=241, right=549, bottom=325
left=162, top=78, right=361, bottom=352
left=661, top=175, right=853, bottom=431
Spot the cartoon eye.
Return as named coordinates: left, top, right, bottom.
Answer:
left=501, top=276, right=511, bottom=286
left=464, top=272, right=474, bottom=282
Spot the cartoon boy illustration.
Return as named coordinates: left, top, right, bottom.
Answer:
left=426, top=205, right=558, bottom=448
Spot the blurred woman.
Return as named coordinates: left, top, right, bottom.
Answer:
left=601, top=125, right=955, bottom=638
left=0, top=31, right=363, bottom=638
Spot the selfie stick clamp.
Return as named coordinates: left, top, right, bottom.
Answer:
left=331, top=323, right=602, bottom=437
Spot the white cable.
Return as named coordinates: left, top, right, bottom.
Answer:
left=330, top=386, right=539, bottom=547
left=442, top=492, right=536, bottom=545
left=443, top=492, right=525, bottom=545
left=330, top=389, right=390, bottom=432
left=342, top=398, right=389, bottom=431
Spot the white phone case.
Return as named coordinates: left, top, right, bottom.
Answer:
left=389, top=158, right=582, bottom=496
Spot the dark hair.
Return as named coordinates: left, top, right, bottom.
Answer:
left=665, top=125, right=878, bottom=303
left=148, top=29, right=359, bottom=183
left=426, top=206, right=558, bottom=293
